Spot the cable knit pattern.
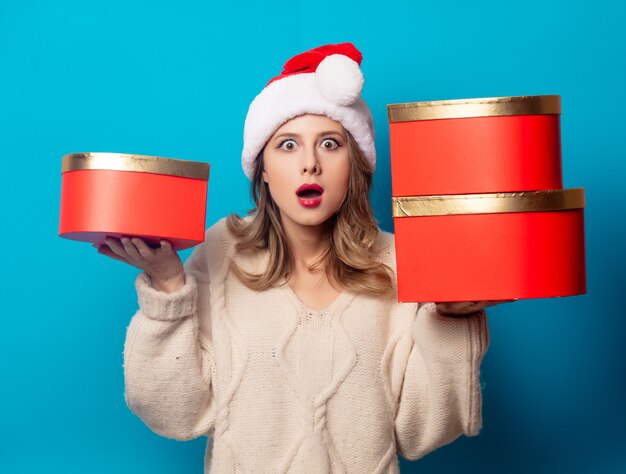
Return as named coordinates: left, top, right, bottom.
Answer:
left=123, top=217, right=490, bottom=473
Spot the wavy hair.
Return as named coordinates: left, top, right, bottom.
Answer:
left=225, top=127, right=394, bottom=297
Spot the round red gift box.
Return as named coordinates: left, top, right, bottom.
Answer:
left=391, top=189, right=587, bottom=302
left=387, top=95, right=562, bottom=195
left=59, top=153, right=210, bottom=251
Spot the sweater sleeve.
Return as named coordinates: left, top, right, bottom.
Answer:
left=394, top=302, right=490, bottom=461
left=123, top=227, right=220, bottom=441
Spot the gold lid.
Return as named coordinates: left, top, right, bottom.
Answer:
left=387, top=95, right=561, bottom=123
left=61, top=152, right=210, bottom=180
left=392, top=188, right=585, bottom=217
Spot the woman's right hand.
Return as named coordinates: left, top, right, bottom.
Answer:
left=95, top=236, right=185, bottom=293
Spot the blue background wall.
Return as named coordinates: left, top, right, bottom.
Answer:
left=1, top=0, right=624, bottom=472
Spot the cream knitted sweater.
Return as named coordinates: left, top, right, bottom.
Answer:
left=123, top=216, right=490, bottom=473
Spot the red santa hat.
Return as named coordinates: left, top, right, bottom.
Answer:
left=241, top=42, right=376, bottom=180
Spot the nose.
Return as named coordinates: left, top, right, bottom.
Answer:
left=301, top=146, right=320, bottom=175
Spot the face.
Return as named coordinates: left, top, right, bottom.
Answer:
left=262, top=114, right=351, bottom=230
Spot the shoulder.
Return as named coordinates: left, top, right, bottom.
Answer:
left=200, top=216, right=237, bottom=257
left=206, top=213, right=261, bottom=247
left=183, top=215, right=241, bottom=275
left=205, top=215, right=237, bottom=246
left=373, top=227, right=397, bottom=271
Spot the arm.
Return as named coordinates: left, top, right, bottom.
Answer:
left=394, top=302, right=490, bottom=461
left=123, top=242, right=217, bottom=440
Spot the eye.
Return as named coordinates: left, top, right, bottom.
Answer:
left=321, top=138, right=340, bottom=150
left=278, top=139, right=297, bottom=151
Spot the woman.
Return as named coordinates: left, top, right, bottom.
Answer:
left=98, top=42, right=506, bottom=473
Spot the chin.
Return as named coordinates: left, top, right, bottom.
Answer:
left=297, top=215, right=333, bottom=227
left=283, top=208, right=335, bottom=228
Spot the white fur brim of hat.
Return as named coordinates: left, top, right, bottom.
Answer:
left=241, top=55, right=376, bottom=180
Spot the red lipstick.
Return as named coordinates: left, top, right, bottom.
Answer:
left=295, top=183, right=324, bottom=207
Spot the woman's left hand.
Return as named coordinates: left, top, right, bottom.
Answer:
left=435, top=300, right=515, bottom=317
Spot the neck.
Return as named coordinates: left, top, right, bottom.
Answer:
left=281, top=216, right=331, bottom=271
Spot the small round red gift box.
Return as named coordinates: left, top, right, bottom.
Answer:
left=387, top=95, right=586, bottom=302
left=388, top=95, right=562, bottom=195
left=59, top=153, right=210, bottom=251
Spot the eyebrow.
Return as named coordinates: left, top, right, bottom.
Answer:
left=272, top=131, right=345, bottom=141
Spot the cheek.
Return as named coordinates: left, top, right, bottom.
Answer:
left=262, top=155, right=280, bottom=183
left=263, top=161, right=292, bottom=200
left=331, top=156, right=351, bottom=190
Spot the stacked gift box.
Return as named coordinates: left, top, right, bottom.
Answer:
left=387, top=95, right=586, bottom=302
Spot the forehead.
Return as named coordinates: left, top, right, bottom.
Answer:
left=271, top=114, right=345, bottom=137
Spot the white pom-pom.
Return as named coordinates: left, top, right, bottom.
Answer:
left=315, top=54, right=364, bottom=106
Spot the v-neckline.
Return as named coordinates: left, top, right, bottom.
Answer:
left=280, top=281, right=353, bottom=315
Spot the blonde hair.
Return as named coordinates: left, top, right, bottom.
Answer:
left=226, top=128, right=394, bottom=297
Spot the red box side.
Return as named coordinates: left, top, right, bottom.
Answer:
left=389, top=114, right=563, bottom=196
left=59, top=169, right=208, bottom=250
left=393, top=209, right=586, bottom=302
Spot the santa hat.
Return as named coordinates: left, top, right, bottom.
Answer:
left=241, top=42, right=376, bottom=180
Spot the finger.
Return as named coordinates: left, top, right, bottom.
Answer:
left=97, top=245, right=129, bottom=263
left=450, top=302, right=484, bottom=314
left=159, top=239, right=174, bottom=254
left=484, top=300, right=514, bottom=307
left=120, top=236, right=143, bottom=261
left=437, top=302, right=471, bottom=311
left=437, top=302, right=474, bottom=315
left=131, top=237, right=155, bottom=260
left=105, top=237, right=128, bottom=258
left=458, top=302, right=478, bottom=312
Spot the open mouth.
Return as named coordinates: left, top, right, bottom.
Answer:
left=295, top=184, right=324, bottom=207
left=297, top=189, right=323, bottom=199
